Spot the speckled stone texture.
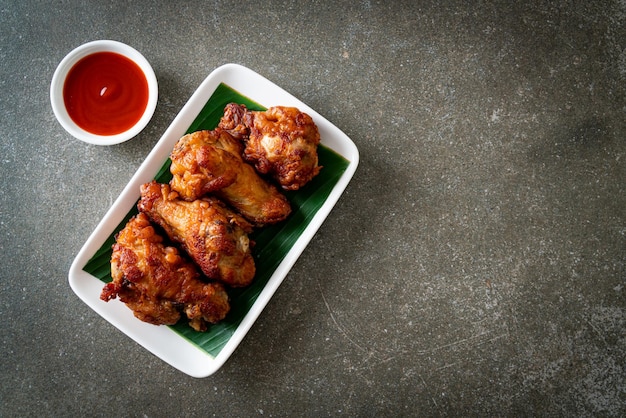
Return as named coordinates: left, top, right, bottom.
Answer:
left=1, top=1, right=624, bottom=416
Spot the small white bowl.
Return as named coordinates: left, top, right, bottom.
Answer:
left=50, top=40, right=158, bottom=145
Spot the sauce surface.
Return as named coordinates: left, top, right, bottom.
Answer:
left=63, top=51, right=149, bottom=136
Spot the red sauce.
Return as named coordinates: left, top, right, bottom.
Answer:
left=63, top=51, right=149, bottom=136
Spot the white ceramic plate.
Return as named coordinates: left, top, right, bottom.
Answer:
left=68, top=63, right=359, bottom=377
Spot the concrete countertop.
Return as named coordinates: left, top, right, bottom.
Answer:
left=1, top=1, right=624, bottom=416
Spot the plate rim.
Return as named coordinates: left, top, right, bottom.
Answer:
left=68, top=63, right=359, bottom=377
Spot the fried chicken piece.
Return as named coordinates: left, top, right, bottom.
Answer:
left=169, top=129, right=291, bottom=226
left=219, top=104, right=322, bottom=191
left=138, top=181, right=255, bottom=287
left=217, top=102, right=249, bottom=141
left=100, top=213, right=230, bottom=331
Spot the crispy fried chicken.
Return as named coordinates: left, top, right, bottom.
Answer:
left=100, top=213, right=230, bottom=331
left=138, top=181, right=256, bottom=287
left=169, top=129, right=291, bottom=226
left=219, top=103, right=322, bottom=191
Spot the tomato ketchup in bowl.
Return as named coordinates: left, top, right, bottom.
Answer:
left=51, top=40, right=158, bottom=145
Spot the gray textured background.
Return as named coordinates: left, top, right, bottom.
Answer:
left=1, top=1, right=624, bottom=416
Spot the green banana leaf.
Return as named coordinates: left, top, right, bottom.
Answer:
left=82, top=83, right=349, bottom=357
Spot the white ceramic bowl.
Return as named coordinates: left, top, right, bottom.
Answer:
left=50, top=40, right=158, bottom=145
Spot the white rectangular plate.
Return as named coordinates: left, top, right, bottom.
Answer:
left=68, top=63, right=359, bottom=377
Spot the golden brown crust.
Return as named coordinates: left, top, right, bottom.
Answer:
left=138, top=181, right=256, bottom=287
left=219, top=104, right=322, bottom=191
left=170, top=131, right=241, bottom=200
left=101, top=213, right=230, bottom=331
left=169, top=129, right=291, bottom=226
left=104, top=103, right=322, bottom=331
left=218, top=102, right=249, bottom=140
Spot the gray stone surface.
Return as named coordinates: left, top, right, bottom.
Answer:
left=1, top=1, right=624, bottom=416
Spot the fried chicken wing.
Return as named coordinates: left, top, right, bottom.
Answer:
left=219, top=104, right=322, bottom=191
left=100, top=213, right=230, bottom=331
left=169, top=130, right=240, bottom=200
left=169, top=129, right=291, bottom=226
left=138, top=181, right=256, bottom=287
